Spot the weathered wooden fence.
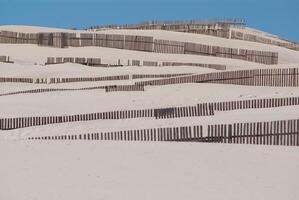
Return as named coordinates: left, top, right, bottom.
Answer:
left=34, top=75, right=130, bottom=84
left=231, top=30, right=299, bottom=51
left=27, top=118, right=299, bottom=146
left=0, top=56, right=13, bottom=63
left=1, top=30, right=279, bottom=65
left=2, top=96, right=299, bottom=130
left=0, top=77, right=33, bottom=83
left=125, top=35, right=154, bottom=52
left=28, top=125, right=204, bottom=142
left=132, top=73, right=192, bottom=79
left=105, top=85, right=144, bottom=92
left=90, top=19, right=245, bottom=38
left=135, top=68, right=299, bottom=87
left=46, top=56, right=227, bottom=70
left=0, top=86, right=106, bottom=97
left=207, top=119, right=299, bottom=146
left=0, top=104, right=214, bottom=130
left=154, top=39, right=185, bottom=54
left=142, top=61, right=158, bottom=66
left=46, top=57, right=121, bottom=67
left=162, top=61, right=226, bottom=70
left=89, top=20, right=298, bottom=51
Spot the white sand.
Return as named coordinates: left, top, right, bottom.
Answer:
left=0, top=141, right=298, bottom=200
left=1, top=25, right=299, bottom=200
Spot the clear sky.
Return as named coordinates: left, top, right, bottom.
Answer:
left=0, top=0, right=298, bottom=42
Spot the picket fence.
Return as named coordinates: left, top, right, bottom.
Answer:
left=88, top=19, right=246, bottom=29
left=135, top=68, right=299, bottom=87
left=46, top=57, right=227, bottom=70
left=132, top=73, right=192, bottom=79
left=0, top=77, right=33, bottom=83
left=1, top=30, right=278, bottom=65
left=35, top=75, right=130, bottom=84
left=0, top=56, right=13, bottom=63
left=2, top=96, right=299, bottom=130
left=27, top=119, right=299, bottom=146
left=89, top=20, right=298, bottom=51
left=0, top=83, right=146, bottom=97
left=0, top=103, right=214, bottom=130
left=231, top=30, right=299, bottom=51
left=46, top=57, right=122, bottom=67
left=0, top=87, right=106, bottom=97
left=207, top=119, right=299, bottom=146
left=162, top=62, right=226, bottom=70
left=105, top=85, right=144, bottom=92
left=89, top=19, right=245, bottom=39
left=28, top=125, right=204, bottom=142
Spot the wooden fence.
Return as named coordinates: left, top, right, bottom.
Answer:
left=27, top=118, right=299, bottom=146
left=184, top=42, right=278, bottom=65
left=0, top=103, right=214, bottom=130
left=105, top=85, right=144, bottom=92
left=124, top=35, right=154, bottom=52
left=28, top=125, right=204, bottom=142
left=1, top=30, right=279, bottom=65
left=89, top=19, right=246, bottom=38
left=231, top=30, right=299, bottom=51
left=162, top=61, right=226, bottom=70
left=89, top=20, right=298, bottom=51
left=0, top=56, right=13, bottom=63
left=154, top=39, right=185, bottom=54
left=207, top=119, right=299, bottom=146
left=0, top=86, right=106, bottom=97
left=132, top=73, right=192, bottom=79
left=35, top=75, right=130, bottom=84
left=0, top=77, right=33, bottom=83
left=2, top=96, right=299, bottom=130
left=0, top=83, right=145, bottom=97
left=46, top=57, right=122, bottom=67
left=135, top=68, right=299, bottom=87
left=142, top=61, right=158, bottom=66
left=47, top=57, right=227, bottom=70
left=94, top=34, right=125, bottom=49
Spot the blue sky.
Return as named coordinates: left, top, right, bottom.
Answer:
left=0, top=0, right=298, bottom=42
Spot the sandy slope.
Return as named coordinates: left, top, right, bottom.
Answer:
left=0, top=141, right=298, bottom=200
left=0, top=83, right=298, bottom=118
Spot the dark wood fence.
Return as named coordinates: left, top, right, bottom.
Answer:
left=207, top=119, right=299, bottom=146
left=0, top=86, right=106, bottom=97
left=135, top=68, right=299, bottom=87
left=2, top=96, right=299, bottom=130
left=46, top=57, right=122, bottom=67
left=162, top=61, right=226, bottom=70
left=231, top=30, right=299, bottom=51
left=125, top=35, right=154, bottom=52
left=0, top=56, right=13, bottom=63
left=154, top=39, right=185, bottom=54
left=1, top=30, right=279, bottom=65
left=0, top=104, right=214, bottom=130
left=46, top=57, right=227, bottom=70
left=0, top=77, right=33, bottom=83
left=27, top=118, right=299, bottom=146
left=89, top=20, right=298, bottom=51
left=89, top=19, right=245, bottom=38
left=35, top=75, right=130, bottom=84
left=0, top=83, right=146, bottom=97
left=28, top=125, right=204, bottom=142
left=105, top=85, right=144, bottom=92
left=132, top=73, right=192, bottom=79
left=211, top=96, right=299, bottom=111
